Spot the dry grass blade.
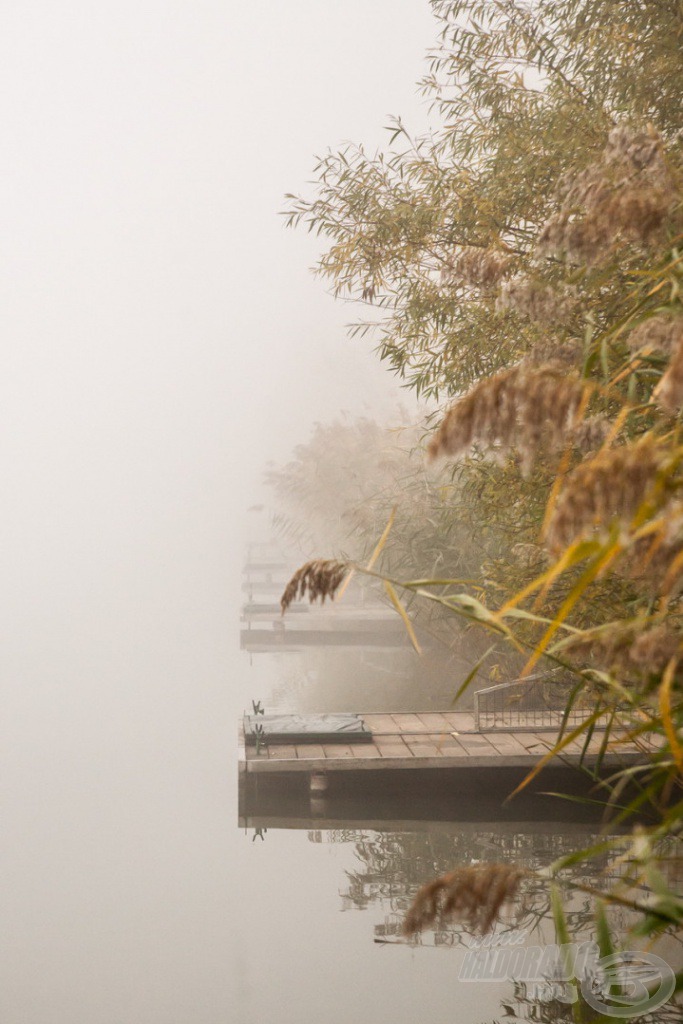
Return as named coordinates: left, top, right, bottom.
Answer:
left=336, top=506, right=396, bottom=602
left=280, top=559, right=350, bottom=614
left=504, top=707, right=609, bottom=803
left=521, top=534, right=623, bottom=678
left=383, top=580, right=422, bottom=654
left=659, top=656, right=683, bottom=774
left=403, top=863, right=527, bottom=937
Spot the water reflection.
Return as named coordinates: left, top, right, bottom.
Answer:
left=241, top=548, right=682, bottom=1022
left=295, top=824, right=682, bottom=1023
left=310, top=823, right=625, bottom=945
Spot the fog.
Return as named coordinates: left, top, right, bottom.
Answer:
left=0, top=3, right=435, bottom=1021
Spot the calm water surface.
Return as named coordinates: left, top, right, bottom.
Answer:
left=3, top=629, right=679, bottom=1023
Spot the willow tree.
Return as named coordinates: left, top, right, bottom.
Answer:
left=286, top=0, right=683, bottom=397
left=282, top=0, right=683, bottom=957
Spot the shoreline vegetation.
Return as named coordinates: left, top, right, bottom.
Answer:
left=269, top=0, right=683, bottom=1008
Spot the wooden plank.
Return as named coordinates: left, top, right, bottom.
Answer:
left=350, top=743, right=382, bottom=758
left=377, top=744, right=413, bottom=758
left=321, top=744, right=355, bottom=759
left=430, top=732, right=470, bottom=756
left=514, top=733, right=552, bottom=753
left=295, top=744, right=325, bottom=759
left=452, top=732, right=498, bottom=756
left=245, top=748, right=649, bottom=773
left=441, top=711, right=477, bottom=731
left=374, top=732, right=410, bottom=748
left=433, top=741, right=471, bottom=757
left=391, top=713, right=432, bottom=733
left=267, top=745, right=298, bottom=759
left=374, top=737, right=412, bottom=758
left=482, top=732, right=531, bottom=757
left=416, top=712, right=455, bottom=734
left=404, top=739, right=445, bottom=757
left=246, top=753, right=493, bottom=773
left=362, top=714, right=399, bottom=734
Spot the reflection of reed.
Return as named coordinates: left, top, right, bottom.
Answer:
left=403, top=863, right=526, bottom=936
left=321, top=827, right=631, bottom=945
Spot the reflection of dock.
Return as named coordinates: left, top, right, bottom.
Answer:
left=240, top=814, right=612, bottom=835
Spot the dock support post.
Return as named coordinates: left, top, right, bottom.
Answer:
left=309, top=772, right=328, bottom=794
left=309, top=772, right=328, bottom=818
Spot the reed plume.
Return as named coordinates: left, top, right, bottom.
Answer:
left=546, top=437, right=666, bottom=552
left=403, top=863, right=526, bottom=937
left=563, top=620, right=680, bottom=679
left=441, top=247, right=512, bottom=290
left=654, top=334, right=683, bottom=414
left=427, top=364, right=586, bottom=471
left=568, top=415, right=611, bottom=454
left=537, top=125, right=677, bottom=265
left=525, top=339, right=582, bottom=368
left=625, top=503, right=683, bottom=595
left=604, top=124, right=664, bottom=171
left=496, top=276, right=577, bottom=322
left=627, top=314, right=683, bottom=356
left=280, top=559, right=349, bottom=614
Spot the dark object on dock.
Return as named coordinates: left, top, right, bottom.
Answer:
left=243, top=712, right=374, bottom=745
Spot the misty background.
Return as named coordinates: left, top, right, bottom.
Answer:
left=0, top=3, right=439, bottom=1022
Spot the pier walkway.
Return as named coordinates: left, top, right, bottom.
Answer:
left=238, top=711, right=660, bottom=779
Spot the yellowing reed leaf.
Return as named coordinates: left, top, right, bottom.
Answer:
left=659, top=657, right=683, bottom=774
left=383, top=580, right=422, bottom=655
left=505, top=707, right=609, bottom=802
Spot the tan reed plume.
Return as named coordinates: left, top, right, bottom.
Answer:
left=546, top=436, right=666, bottom=552
left=280, top=559, right=350, bottom=614
left=496, top=276, right=577, bottom=322
left=427, top=364, right=587, bottom=470
left=626, top=314, right=683, bottom=357
left=524, top=339, right=582, bottom=368
left=625, top=503, right=683, bottom=596
left=403, top=863, right=526, bottom=937
left=441, top=247, right=512, bottom=290
left=537, top=125, right=677, bottom=265
left=568, top=415, right=611, bottom=454
left=563, top=620, right=680, bottom=679
left=654, top=333, right=683, bottom=414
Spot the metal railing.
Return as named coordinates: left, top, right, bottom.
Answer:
left=474, top=672, right=598, bottom=732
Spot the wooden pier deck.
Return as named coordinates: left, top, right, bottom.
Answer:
left=238, top=711, right=660, bottom=778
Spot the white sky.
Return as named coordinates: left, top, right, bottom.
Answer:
left=0, top=0, right=438, bottom=690
left=0, top=4, right=439, bottom=1023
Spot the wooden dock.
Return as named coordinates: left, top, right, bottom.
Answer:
left=238, top=710, right=660, bottom=779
